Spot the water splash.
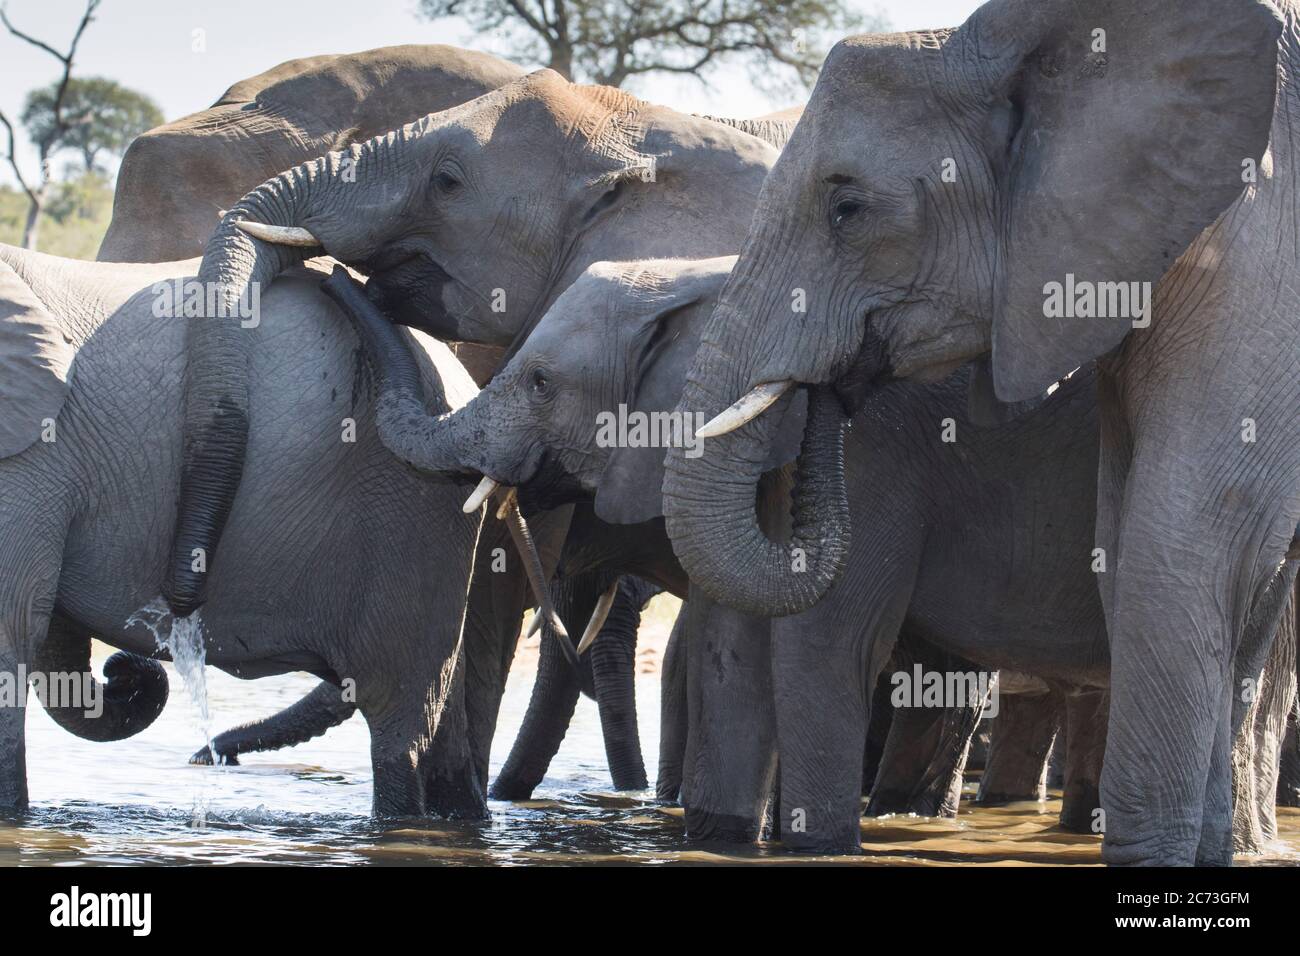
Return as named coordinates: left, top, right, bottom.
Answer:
left=127, top=598, right=217, bottom=827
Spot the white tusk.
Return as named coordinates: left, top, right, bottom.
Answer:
left=696, top=380, right=795, bottom=439
left=525, top=610, right=543, bottom=639
left=233, top=219, right=321, bottom=247
left=462, top=476, right=499, bottom=513
left=576, top=579, right=620, bottom=655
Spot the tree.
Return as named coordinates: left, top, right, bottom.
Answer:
left=0, top=0, right=101, bottom=250
left=417, top=0, right=880, bottom=92
left=22, top=76, right=162, bottom=173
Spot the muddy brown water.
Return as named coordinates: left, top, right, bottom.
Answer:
left=3, top=638, right=1298, bottom=866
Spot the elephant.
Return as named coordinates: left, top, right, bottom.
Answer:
left=326, top=253, right=1296, bottom=855
left=659, top=0, right=1300, bottom=865
left=158, top=67, right=785, bottom=627
left=0, top=245, right=487, bottom=817
left=179, top=74, right=796, bottom=784
left=98, top=45, right=526, bottom=265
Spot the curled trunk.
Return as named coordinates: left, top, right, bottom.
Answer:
left=663, top=375, right=849, bottom=617
left=34, top=615, right=168, bottom=742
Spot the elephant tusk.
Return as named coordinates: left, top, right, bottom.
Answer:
left=463, top=476, right=499, bottom=513
left=576, top=578, right=620, bottom=655
left=524, top=610, right=543, bottom=639
left=233, top=219, right=321, bottom=247
left=495, top=487, right=518, bottom=522
left=501, top=496, right=579, bottom=670
left=696, top=380, right=795, bottom=438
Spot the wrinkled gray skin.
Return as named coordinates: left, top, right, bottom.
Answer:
left=168, top=72, right=789, bottom=777
left=663, top=0, right=1300, bottom=864
left=0, top=247, right=482, bottom=817
left=99, top=45, right=526, bottom=264
left=140, top=62, right=788, bottom=779
left=347, top=255, right=1292, bottom=853
left=96, top=43, right=529, bottom=776
left=170, top=66, right=782, bottom=605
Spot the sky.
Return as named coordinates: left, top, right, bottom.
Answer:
left=0, top=0, right=983, bottom=186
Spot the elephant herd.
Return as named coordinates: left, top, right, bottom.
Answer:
left=1, top=0, right=1298, bottom=867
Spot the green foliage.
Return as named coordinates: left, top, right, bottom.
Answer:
left=417, top=0, right=885, bottom=93
left=0, top=171, right=113, bottom=259
left=21, top=76, right=163, bottom=171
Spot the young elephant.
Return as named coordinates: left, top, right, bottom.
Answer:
left=0, top=246, right=483, bottom=817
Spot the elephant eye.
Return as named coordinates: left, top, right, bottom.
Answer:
left=530, top=368, right=549, bottom=393
left=833, top=199, right=865, bottom=226
left=433, top=171, right=461, bottom=195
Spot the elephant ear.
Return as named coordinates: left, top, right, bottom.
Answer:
left=0, top=259, right=73, bottom=459
left=962, top=0, right=1282, bottom=402
left=595, top=259, right=805, bottom=524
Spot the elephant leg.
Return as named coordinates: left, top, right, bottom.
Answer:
left=0, top=505, right=67, bottom=813
left=488, top=572, right=601, bottom=800
left=190, top=680, right=355, bottom=765
left=771, top=564, right=913, bottom=853
left=868, top=639, right=984, bottom=819
left=1280, top=706, right=1300, bottom=808
left=362, top=636, right=484, bottom=819
left=860, top=670, right=895, bottom=795
left=1229, top=569, right=1298, bottom=852
left=681, top=591, right=777, bottom=842
left=656, top=605, right=688, bottom=803
left=1059, top=688, right=1108, bottom=833
left=976, top=686, right=1062, bottom=805
left=590, top=578, right=658, bottom=791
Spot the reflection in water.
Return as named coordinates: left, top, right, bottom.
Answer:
left=4, top=645, right=1299, bottom=866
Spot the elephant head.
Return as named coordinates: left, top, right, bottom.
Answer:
left=99, top=45, right=526, bottom=263
left=321, top=256, right=820, bottom=538
left=165, top=69, right=781, bottom=616
left=660, top=0, right=1282, bottom=617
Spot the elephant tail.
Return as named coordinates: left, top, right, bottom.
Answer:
left=33, top=615, right=169, bottom=742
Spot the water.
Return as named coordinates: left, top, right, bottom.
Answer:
left=4, top=636, right=1299, bottom=866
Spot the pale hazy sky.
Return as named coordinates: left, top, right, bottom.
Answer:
left=0, top=0, right=982, bottom=185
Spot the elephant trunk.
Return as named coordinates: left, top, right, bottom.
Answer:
left=164, top=156, right=333, bottom=616
left=34, top=617, right=169, bottom=742
left=321, top=266, right=492, bottom=476
left=663, top=354, right=849, bottom=617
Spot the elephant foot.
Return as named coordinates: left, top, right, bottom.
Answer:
left=780, top=828, right=863, bottom=856
left=1059, top=783, right=1101, bottom=833
left=427, top=775, right=489, bottom=820
left=683, top=806, right=759, bottom=843
left=864, top=788, right=911, bottom=817
left=654, top=779, right=681, bottom=804
left=189, top=745, right=239, bottom=766
left=487, top=775, right=536, bottom=802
